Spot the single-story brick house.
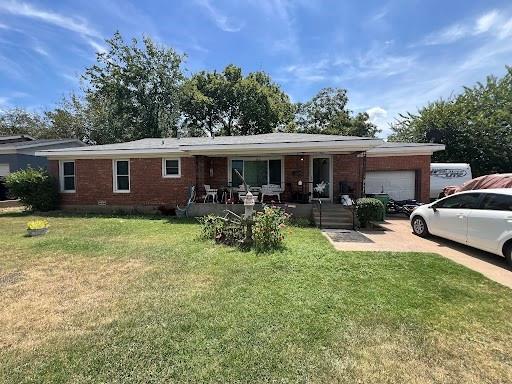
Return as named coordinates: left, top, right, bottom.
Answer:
left=39, top=133, right=444, bottom=214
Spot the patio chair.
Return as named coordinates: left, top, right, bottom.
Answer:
left=176, top=186, right=196, bottom=217
left=204, top=184, right=218, bottom=203
left=238, top=185, right=260, bottom=203
left=261, top=184, right=282, bottom=203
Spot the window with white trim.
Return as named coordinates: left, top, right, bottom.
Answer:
left=60, top=160, right=75, bottom=192
left=113, top=160, right=130, bottom=192
left=162, top=158, right=181, bottom=178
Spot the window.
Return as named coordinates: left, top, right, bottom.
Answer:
left=59, top=160, right=75, bottom=192
left=231, top=160, right=244, bottom=186
left=229, top=158, right=282, bottom=188
left=435, top=193, right=481, bottom=209
left=113, top=160, right=130, bottom=192
left=268, top=159, right=282, bottom=185
left=481, top=194, right=512, bottom=211
left=162, top=158, right=181, bottom=178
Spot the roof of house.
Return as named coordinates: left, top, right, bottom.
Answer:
left=37, top=133, right=445, bottom=158
left=0, top=135, right=35, bottom=143
left=366, top=141, right=446, bottom=156
left=0, top=138, right=86, bottom=154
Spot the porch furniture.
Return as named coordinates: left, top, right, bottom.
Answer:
left=260, top=184, right=282, bottom=203
left=238, top=185, right=260, bottom=203
left=176, top=186, right=196, bottom=217
left=204, top=185, right=218, bottom=203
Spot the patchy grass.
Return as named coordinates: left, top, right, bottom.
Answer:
left=1, top=212, right=512, bottom=383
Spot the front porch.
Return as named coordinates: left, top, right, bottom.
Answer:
left=193, top=153, right=366, bottom=205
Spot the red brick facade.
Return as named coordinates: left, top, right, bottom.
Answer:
left=49, top=153, right=432, bottom=209
left=49, top=158, right=197, bottom=208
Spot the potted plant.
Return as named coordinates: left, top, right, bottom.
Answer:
left=26, top=219, right=49, bottom=237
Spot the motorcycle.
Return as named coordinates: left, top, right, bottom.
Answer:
left=386, top=199, right=423, bottom=217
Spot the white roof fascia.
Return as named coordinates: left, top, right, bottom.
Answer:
left=38, top=139, right=383, bottom=158
left=37, top=148, right=188, bottom=159
left=364, top=144, right=445, bottom=157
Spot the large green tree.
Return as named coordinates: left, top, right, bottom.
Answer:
left=180, top=65, right=294, bottom=136
left=82, top=32, right=185, bottom=143
left=0, top=108, right=50, bottom=138
left=295, top=88, right=379, bottom=137
left=389, top=67, right=512, bottom=176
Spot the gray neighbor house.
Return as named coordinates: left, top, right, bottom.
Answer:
left=0, top=135, right=85, bottom=200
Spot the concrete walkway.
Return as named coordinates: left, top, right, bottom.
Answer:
left=323, top=217, right=512, bottom=289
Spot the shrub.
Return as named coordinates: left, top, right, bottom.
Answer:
left=356, top=198, right=385, bottom=227
left=27, top=219, right=49, bottom=230
left=5, top=168, right=59, bottom=211
left=198, top=214, right=246, bottom=246
left=288, top=217, right=313, bottom=227
left=253, top=206, right=289, bottom=252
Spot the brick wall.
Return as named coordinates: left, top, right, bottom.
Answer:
left=49, top=157, right=196, bottom=208
left=332, top=154, right=363, bottom=198
left=366, top=155, right=431, bottom=202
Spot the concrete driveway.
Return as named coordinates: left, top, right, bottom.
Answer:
left=323, top=217, right=512, bottom=289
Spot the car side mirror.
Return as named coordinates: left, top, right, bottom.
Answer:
left=431, top=205, right=438, bottom=212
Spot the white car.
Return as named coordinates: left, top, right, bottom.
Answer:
left=410, top=189, right=512, bottom=265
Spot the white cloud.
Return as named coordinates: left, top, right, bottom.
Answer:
left=475, top=10, right=499, bottom=34
left=195, top=0, right=244, bottom=32
left=498, top=17, right=512, bottom=38
left=422, top=24, right=469, bottom=45
left=0, top=0, right=105, bottom=52
left=33, top=45, right=49, bottom=57
left=366, top=106, right=388, bottom=132
left=420, top=9, right=511, bottom=46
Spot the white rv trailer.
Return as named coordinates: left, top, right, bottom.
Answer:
left=430, top=163, right=472, bottom=199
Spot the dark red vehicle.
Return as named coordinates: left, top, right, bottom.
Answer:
left=442, top=173, right=512, bottom=197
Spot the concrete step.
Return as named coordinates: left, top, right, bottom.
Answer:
left=312, top=204, right=354, bottom=229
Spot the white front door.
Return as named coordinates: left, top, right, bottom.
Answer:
left=311, top=156, right=332, bottom=201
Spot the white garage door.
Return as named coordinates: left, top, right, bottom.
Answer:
left=365, top=171, right=416, bottom=200
left=0, top=164, right=9, bottom=177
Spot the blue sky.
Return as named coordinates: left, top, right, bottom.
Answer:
left=1, top=0, right=512, bottom=137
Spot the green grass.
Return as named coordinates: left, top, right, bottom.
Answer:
left=1, top=212, right=512, bottom=383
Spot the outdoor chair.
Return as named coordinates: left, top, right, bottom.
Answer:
left=261, top=184, right=282, bottom=203
left=176, top=186, right=196, bottom=217
left=238, top=185, right=260, bottom=202
left=204, top=184, right=218, bottom=203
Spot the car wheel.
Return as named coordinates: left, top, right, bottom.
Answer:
left=411, top=216, right=429, bottom=237
left=505, top=244, right=512, bottom=267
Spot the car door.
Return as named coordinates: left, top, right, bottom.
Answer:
left=428, top=193, right=481, bottom=243
left=467, top=193, right=512, bottom=254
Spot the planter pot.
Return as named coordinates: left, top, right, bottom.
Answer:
left=27, top=228, right=48, bottom=237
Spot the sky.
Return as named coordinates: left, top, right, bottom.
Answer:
left=1, top=0, right=512, bottom=137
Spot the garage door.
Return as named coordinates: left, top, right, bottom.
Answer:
left=0, top=164, right=9, bottom=177
left=365, top=171, right=416, bottom=200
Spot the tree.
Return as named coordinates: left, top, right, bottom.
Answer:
left=0, top=108, right=50, bottom=138
left=82, top=31, right=185, bottom=143
left=44, top=94, right=92, bottom=142
left=295, top=88, right=379, bottom=137
left=389, top=67, right=512, bottom=176
left=180, top=65, right=294, bottom=136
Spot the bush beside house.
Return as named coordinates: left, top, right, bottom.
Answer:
left=5, top=168, right=59, bottom=211
left=356, top=198, right=385, bottom=227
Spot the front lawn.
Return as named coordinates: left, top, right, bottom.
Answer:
left=1, top=212, right=512, bottom=383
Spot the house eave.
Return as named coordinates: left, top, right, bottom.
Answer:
left=38, top=139, right=384, bottom=159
